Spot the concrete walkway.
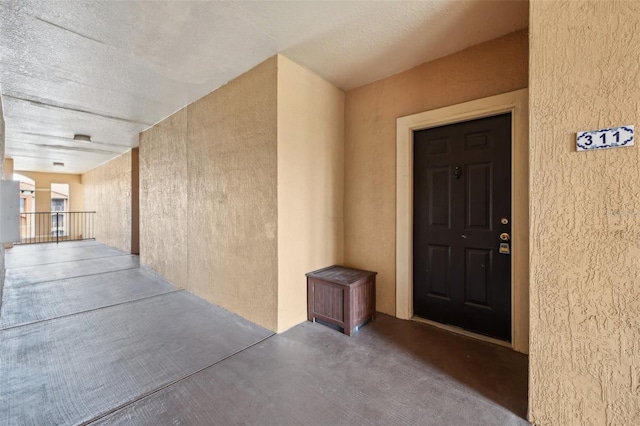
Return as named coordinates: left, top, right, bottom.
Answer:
left=0, top=241, right=529, bottom=425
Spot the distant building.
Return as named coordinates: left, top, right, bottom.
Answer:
left=19, top=180, right=69, bottom=239
left=19, top=180, right=35, bottom=238
left=50, top=183, right=69, bottom=236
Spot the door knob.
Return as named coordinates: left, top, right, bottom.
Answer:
left=499, top=233, right=510, bottom=241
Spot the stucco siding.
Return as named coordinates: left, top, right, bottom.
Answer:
left=276, top=55, right=345, bottom=332
left=140, top=58, right=278, bottom=331
left=82, top=151, right=133, bottom=253
left=529, top=1, right=640, bottom=425
left=344, top=30, right=529, bottom=315
left=186, top=57, right=278, bottom=331
left=139, top=109, right=189, bottom=289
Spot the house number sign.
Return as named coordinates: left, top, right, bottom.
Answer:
left=576, top=125, right=634, bottom=151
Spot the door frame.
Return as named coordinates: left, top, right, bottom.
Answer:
left=396, top=89, right=529, bottom=354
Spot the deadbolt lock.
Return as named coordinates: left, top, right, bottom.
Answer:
left=500, top=232, right=510, bottom=241
left=501, top=218, right=509, bottom=225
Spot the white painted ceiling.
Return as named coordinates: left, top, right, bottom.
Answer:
left=0, top=0, right=528, bottom=174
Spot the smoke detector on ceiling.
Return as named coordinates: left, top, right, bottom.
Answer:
left=73, top=134, right=91, bottom=142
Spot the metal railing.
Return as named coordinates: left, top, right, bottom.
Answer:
left=18, top=211, right=96, bottom=244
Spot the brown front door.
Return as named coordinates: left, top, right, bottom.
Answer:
left=413, top=113, right=512, bottom=341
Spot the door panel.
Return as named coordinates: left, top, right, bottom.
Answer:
left=465, top=163, right=491, bottom=229
left=413, top=113, right=511, bottom=341
left=465, top=248, right=491, bottom=307
left=428, top=167, right=450, bottom=227
left=427, top=244, right=450, bottom=299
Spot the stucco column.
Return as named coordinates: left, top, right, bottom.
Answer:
left=34, top=185, right=52, bottom=239
left=4, top=158, right=14, bottom=248
left=4, top=158, right=15, bottom=248
left=4, top=158, right=13, bottom=180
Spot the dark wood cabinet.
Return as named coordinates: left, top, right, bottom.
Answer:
left=306, top=265, right=376, bottom=336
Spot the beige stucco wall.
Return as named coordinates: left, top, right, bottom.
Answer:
left=344, top=30, right=529, bottom=315
left=140, top=57, right=279, bottom=331
left=139, top=108, right=188, bottom=289
left=276, top=55, right=345, bottom=332
left=16, top=171, right=84, bottom=213
left=529, top=2, right=640, bottom=425
left=140, top=55, right=344, bottom=333
left=130, top=148, right=139, bottom=254
left=187, top=57, right=278, bottom=331
left=82, top=151, right=133, bottom=253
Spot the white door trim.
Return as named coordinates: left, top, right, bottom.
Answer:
left=395, top=89, right=529, bottom=354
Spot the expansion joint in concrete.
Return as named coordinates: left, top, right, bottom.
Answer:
left=83, top=332, right=276, bottom=425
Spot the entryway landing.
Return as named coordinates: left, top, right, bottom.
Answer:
left=0, top=241, right=528, bottom=425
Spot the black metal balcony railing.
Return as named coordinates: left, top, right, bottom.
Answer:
left=18, top=211, right=96, bottom=245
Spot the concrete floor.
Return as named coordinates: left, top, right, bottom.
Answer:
left=0, top=241, right=529, bottom=425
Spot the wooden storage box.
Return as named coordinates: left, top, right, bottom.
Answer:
left=306, top=265, right=377, bottom=336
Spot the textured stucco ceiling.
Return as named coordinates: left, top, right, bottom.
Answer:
left=0, top=0, right=528, bottom=174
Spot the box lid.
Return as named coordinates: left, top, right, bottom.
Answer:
left=306, top=265, right=377, bottom=286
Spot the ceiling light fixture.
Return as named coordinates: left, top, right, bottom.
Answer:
left=73, top=134, right=91, bottom=142
left=53, top=162, right=65, bottom=167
